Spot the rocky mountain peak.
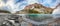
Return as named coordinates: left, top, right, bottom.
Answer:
left=15, top=3, right=54, bottom=14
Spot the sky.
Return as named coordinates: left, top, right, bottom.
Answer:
left=0, top=0, right=60, bottom=13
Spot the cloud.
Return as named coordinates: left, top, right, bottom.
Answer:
left=15, top=0, right=25, bottom=3
left=38, top=0, right=60, bottom=8
left=2, top=0, right=8, bottom=3
left=0, top=0, right=5, bottom=7
left=0, top=0, right=17, bottom=13
left=6, top=0, right=28, bottom=13
left=26, top=0, right=39, bottom=4
left=50, top=0, right=60, bottom=8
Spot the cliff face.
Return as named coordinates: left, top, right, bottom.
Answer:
left=15, top=3, right=54, bottom=14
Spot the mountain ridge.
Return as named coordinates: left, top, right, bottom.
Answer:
left=15, top=3, right=54, bottom=14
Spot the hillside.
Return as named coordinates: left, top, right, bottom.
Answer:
left=0, top=10, right=11, bottom=13
left=15, top=3, right=54, bottom=14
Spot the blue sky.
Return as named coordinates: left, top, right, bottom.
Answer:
left=0, top=0, right=60, bottom=13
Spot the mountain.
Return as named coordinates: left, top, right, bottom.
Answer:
left=0, top=10, right=11, bottom=13
left=15, top=3, right=54, bottom=14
